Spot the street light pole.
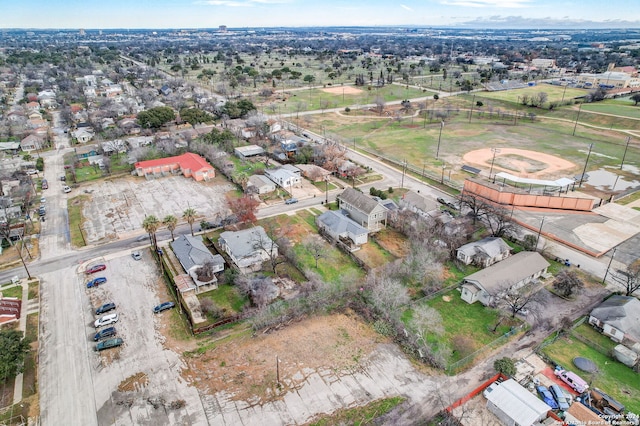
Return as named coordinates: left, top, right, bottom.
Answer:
left=535, top=216, right=546, bottom=252
left=579, top=143, right=594, bottom=188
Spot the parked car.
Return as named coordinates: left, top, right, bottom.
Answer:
left=549, top=384, right=570, bottom=410
left=131, top=251, right=142, bottom=261
left=554, top=367, right=589, bottom=393
left=41, top=179, right=48, bottom=189
left=93, top=326, right=117, bottom=341
left=40, top=197, right=46, bottom=203
left=95, top=337, right=124, bottom=352
left=483, top=381, right=500, bottom=398
left=85, top=264, right=106, bottom=275
left=94, top=313, right=119, bottom=328
left=536, top=385, right=559, bottom=409
left=38, top=206, right=46, bottom=216
left=437, top=197, right=447, bottom=205
left=87, top=277, right=107, bottom=288
left=285, top=198, right=298, bottom=205
left=62, top=185, right=71, bottom=193
left=200, top=220, right=220, bottom=230
left=95, top=302, right=116, bottom=315
left=60, top=175, right=66, bottom=181
left=153, top=302, right=175, bottom=313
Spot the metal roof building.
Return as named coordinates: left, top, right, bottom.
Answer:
left=486, top=379, right=551, bottom=426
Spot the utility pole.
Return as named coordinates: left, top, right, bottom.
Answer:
left=489, top=148, right=501, bottom=183
left=602, top=247, right=617, bottom=284
left=535, top=217, right=546, bottom=252
left=401, top=160, right=407, bottom=189
left=435, top=121, right=444, bottom=159
left=572, top=103, right=583, bottom=136
left=16, top=239, right=32, bottom=279
left=468, top=94, right=475, bottom=123
left=578, top=143, right=594, bottom=188
left=620, top=136, right=631, bottom=170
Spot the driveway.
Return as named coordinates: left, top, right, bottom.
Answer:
left=79, top=176, right=233, bottom=243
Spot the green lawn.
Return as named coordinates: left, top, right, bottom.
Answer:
left=198, top=283, right=248, bottom=318
left=572, top=323, right=617, bottom=353
left=0, top=285, right=22, bottom=299
left=580, top=102, right=640, bottom=119
left=308, top=396, right=405, bottom=426
left=541, top=334, right=640, bottom=413
left=402, top=289, right=515, bottom=369
left=67, top=195, right=90, bottom=247
left=293, top=240, right=364, bottom=284
left=476, top=85, right=590, bottom=106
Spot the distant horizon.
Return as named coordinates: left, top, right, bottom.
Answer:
left=2, top=0, right=639, bottom=31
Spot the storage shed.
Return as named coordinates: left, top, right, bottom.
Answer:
left=485, top=379, right=551, bottom=426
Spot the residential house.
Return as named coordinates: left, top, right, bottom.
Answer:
left=159, top=84, right=173, bottom=96
left=295, top=164, right=331, bottom=182
left=75, top=144, right=99, bottom=160
left=247, top=175, right=276, bottom=194
left=171, top=234, right=225, bottom=290
left=338, top=160, right=357, bottom=177
left=72, top=128, right=95, bottom=143
left=0, top=296, right=22, bottom=326
left=101, top=139, right=127, bottom=155
left=460, top=251, right=549, bottom=306
left=399, top=190, right=439, bottom=217
left=264, top=168, right=302, bottom=190
left=456, top=237, right=511, bottom=267
left=218, top=226, right=277, bottom=273
left=338, top=187, right=388, bottom=232
left=234, top=144, right=265, bottom=159
left=589, top=295, right=640, bottom=344
left=20, top=134, right=43, bottom=151
left=316, top=210, right=368, bottom=249
left=0, top=142, right=20, bottom=154
left=134, top=152, right=215, bottom=182
left=25, top=101, right=40, bottom=112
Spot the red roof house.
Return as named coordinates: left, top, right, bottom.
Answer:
left=0, top=297, right=22, bottom=325
left=134, top=152, right=215, bottom=182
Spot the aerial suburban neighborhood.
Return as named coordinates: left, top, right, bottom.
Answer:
left=0, top=10, right=640, bottom=426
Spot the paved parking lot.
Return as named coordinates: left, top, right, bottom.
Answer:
left=80, top=176, right=234, bottom=243
left=81, top=250, right=208, bottom=425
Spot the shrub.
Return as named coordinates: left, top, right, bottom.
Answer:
left=494, top=357, right=516, bottom=377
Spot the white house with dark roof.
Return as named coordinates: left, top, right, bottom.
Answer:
left=264, top=168, right=302, bottom=190
left=171, top=234, right=225, bottom=289
left=460, top=251, right=549, bottom=306
left=589, top=295, right=640, bottom=344
left=456, top=237, right=511, bottom=267
left=338, top=187, right=388, bottom=232
left=218, top=226, right=277, bottom=273
left=316, top=210, right=368, bottom=249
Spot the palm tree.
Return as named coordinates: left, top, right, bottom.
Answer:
left=142, top=215, right=160, bottom=249
left=163, top=214, right=178, bottom=242
left=183, top=208, right=197, bottom=236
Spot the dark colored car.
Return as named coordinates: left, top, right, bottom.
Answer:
left=60, top=175, right=66, bottom=181
left=87, top=277, right=107, bottom=288
left=284, top=198, right=298, bottom=205
left=85, top=264, right=106, bottom=275
left=153, top=301, right=175, bottom=313
left=95, top=302, right=116, bottom=315
left=93, top=326, right=117, bottom=341
left=536, top=385, right=559, bottom=409
left=95, top=337, right=124, bottom=351
left=437, top=197, right=447, bottom=205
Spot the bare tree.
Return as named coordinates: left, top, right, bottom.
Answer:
left=459, top=192, right=490, bottom=225
left=303, top=236, right=327, bottom=268
left=194, top=260, right=216, bottom=283
left=366, top=269, right=410, bottom=321
left=484, top=203, right=515, bottom=238
left=251, top=227, right=286, bottom=273
left=374, top=95, right=386, bottom=115
left=553, top=270, right=584, bottom=297
left=493, top=282, right=546, bottom=319
left=612, top=260, right=640, bottom=296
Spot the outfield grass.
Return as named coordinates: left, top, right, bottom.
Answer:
left=541, top=334, right=640, bottom=413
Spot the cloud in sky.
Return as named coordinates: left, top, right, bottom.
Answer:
left=441, top=0, right=532, bottom=7
left=196, top=0, right=292, bottom=6
left=401, top=4, right=413, bottom=11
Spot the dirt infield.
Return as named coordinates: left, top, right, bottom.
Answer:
left=463, top=148, right=577, bottom=179
left=321, top=85, right=363, bottom=95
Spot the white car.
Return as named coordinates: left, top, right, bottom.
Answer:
left=62, top=185, right=71, bottom=193
left=94, top=313, right=119, bottom=328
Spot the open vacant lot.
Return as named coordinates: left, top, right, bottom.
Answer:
left=76, top=175, right=234, bottom=243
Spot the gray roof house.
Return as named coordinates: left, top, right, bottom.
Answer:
left=589, top=296, right=640, bottom=344
left=456, top=237, right=511, bottom=267
left=316, top=210, right=369, bottom=249
left=460, top=251, right=549, bottom=306
left=399, top=191, right=439, bottom=217
left=486, top=379, right=552, bottom=426
left=171, top=234, right=225, bottom=289
left=219, top=226, right=277, bottom=273
left=247, top=175, right=276, bottom=194
left=338, top=188, right=388, bottom=232
left=234, top=144, right=265, bottom=159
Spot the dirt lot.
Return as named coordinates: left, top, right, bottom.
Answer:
left=79, top=175, right=234, bottom=243
left=183, top=312, right=385, bottom=403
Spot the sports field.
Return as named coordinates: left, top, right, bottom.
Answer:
left=475, top=84, right=590, bottom=105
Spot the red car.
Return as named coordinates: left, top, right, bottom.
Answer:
left=85, top=264, right=106, bottom=275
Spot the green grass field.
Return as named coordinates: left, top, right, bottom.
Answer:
left=477, top=84, right=590, bottom=105
left=579, top=102, right=640, bottom=119
left=541, top=334, right=640, bottom=413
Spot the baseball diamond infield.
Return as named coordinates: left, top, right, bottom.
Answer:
left=462, top=148, right=577, bottom=179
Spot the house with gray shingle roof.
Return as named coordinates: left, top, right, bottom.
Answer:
left=460, top=251, right=549, bottom=306
left=456, top=237, right=511, bottom=267
left=337, top=187, right=388, bottom=232
left=171, top=234, right=224, bottom=289
left=316, top=210, right=368, bottom=249
left=589, top=295, right=640, bottom=344
left=219, top=226, right=277, bottom=273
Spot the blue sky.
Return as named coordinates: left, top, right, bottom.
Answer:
left=2, top=0, right=639, bottom=29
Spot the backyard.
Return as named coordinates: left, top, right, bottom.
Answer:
left=540, top=323, right=640, bottom=413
